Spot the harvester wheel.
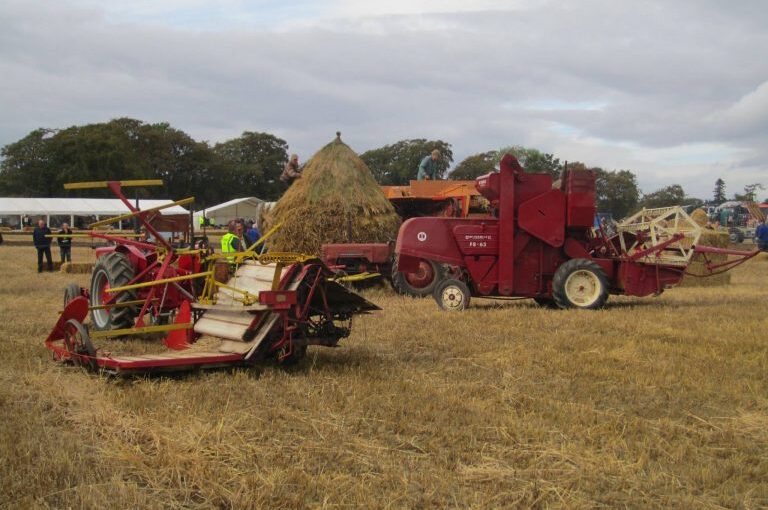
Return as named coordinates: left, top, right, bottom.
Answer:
left=278, top=343, right=307, bottom=366
left=391, top=257, right=443, bottom=297
left=63, top=283, right=82, bottom=306
left=552, top=259, right=609, bottom=310
left=63, top=319, right=96, bottom=369
left=90, top=252, right=137, bottom=331
left=434, top=279, right=471, bottom=311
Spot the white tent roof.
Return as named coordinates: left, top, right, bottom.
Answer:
left=193, top=197, right=265, bottom=221
left=0, top=197, right=189, bottom=216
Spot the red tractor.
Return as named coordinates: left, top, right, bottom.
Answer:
left=394, top=154, right=758, bottom=311
left=321, top=180, right=488, bottom=296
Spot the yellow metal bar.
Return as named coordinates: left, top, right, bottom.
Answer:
left=64, top=179, right=164, bottom=190
left=243, top=222, right=282, bottom=255
left=90, top=322, right=192, bottom=338
left=46, top=233, right=143, bottom=238
left=335, top=272, right=381, bottom=282
left=107, top=270, right=212, bottom=293
left=271, top=262, right=284, bottom=291
left=89, top=197, right=195, bottom=228
left=213, top=281, right=258, bottom=305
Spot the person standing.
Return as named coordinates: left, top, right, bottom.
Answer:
left=57, top=222, right=73, bottom=263
left=755, top=219, right=768, bottom=251
left=33, top=219, right=53, bottom=272
left=280, top=154, right=302, bottom=185
left=220, top=221, right=240, bottom=265
left=417, top=149, right=441, bottom=180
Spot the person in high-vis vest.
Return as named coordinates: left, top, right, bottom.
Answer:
left=199, top=214, right=206, bottom=229
left=220, top=220, right=240, bottom=265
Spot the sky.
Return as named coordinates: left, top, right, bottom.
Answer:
left=1, top=0, right=766, bottom=200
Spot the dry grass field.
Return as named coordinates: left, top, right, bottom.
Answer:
left=1, top=244, right=766, bottom=508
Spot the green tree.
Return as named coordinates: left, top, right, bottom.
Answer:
left=0, top=128, right=57, bottom=196
left=495, top=146, right=562, bottom=178
left=449, top=151, right=497, bottom=180
left=213, top=131, right=289, bottom=201
left=713, top=178, right=726, bottom=204
left=0, top=118, right=232, bottom=206
left=360, top=139, right=453, bottom=185
left=593, top=167, right=639, bottom=220
left=639, top=184, right=686, bottom=209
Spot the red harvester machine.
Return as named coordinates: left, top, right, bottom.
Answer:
left=46, top=180, right=379, bottom=375
left=394, top=155, right=759, bottom=311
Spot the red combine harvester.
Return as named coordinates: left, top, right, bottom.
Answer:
left=46, top=180, right=379, bottom=375
left=394, top=155, right=759, bottom=311
left=321, top=180, right=488, bottom=296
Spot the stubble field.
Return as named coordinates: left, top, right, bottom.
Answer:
left=0, top=245, right=766, bottom=508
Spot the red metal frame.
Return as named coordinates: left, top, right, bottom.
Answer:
left=394, top=154, right=760, bottom=307
left=46, top=260, right=379, bottom=375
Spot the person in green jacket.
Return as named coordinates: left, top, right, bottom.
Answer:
left=220, top=220, right=240, bottom=264
left=417, top=149, right=441, bottom=180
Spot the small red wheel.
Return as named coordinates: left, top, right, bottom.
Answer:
left=62, top=319, right=97, bottom=369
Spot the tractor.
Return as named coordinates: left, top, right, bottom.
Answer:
left=321, top=179, right=489, bottom=296
left=394, top=154, right=759, bottom=311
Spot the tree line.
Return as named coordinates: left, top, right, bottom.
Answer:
left=1, top=118, right=763, bottom=218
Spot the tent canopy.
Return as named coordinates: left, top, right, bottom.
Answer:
left=194, top=197, right=269, bottom=226
left=0, top=197, right=189, bottom=216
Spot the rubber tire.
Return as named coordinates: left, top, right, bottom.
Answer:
left=391, top=257, right=444, bottom=297
left=89, top=252, right=137, bottom=331
left=278, top=344, right=307, bottom=366
left=552, top=259, right=609, bottom=310
left=433, top=278, right=471, bottom=312
left=63, top=283, right=82, bottom=307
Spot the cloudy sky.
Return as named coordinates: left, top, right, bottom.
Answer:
left=1, top=0, right=766, bottom=200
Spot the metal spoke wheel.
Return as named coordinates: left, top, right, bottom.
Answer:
left=433, top=278, right=471, bottom=312
left=552, top=259, right=609, bottom=309
left=62, top=319, right=96, bottom=369
left=392, top=257, right=444, bottom=297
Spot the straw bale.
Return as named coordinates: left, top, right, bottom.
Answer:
left=264, top=134, right=401, bottom=254
left=60, top=262, right=94, bottom=274
left=690, top=208, right=709, bottom=227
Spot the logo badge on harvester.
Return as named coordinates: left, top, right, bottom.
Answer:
left=417, top=232, right=427, bottom=242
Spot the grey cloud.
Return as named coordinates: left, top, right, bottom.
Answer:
left=1, top=0, right=766, bottom=199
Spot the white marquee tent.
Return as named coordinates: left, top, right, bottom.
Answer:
left=193, top=197, right=272, bottom=227
left=0, top=197, right=189, bottom=229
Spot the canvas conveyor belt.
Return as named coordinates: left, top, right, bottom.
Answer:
left=191, top=261, right=297, bottom=358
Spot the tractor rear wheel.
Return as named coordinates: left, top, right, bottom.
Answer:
left=433, top=279, right=471, bottom=311
left=552, top=259, right=609, bottom=310
left=90, top=252, right=137, bottom=331
left=391, top=257, right=443, bottom=297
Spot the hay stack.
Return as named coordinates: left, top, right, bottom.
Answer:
left=680, top=228, right=731, bottom=287
left=264, top=133, right=401, bottom=254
